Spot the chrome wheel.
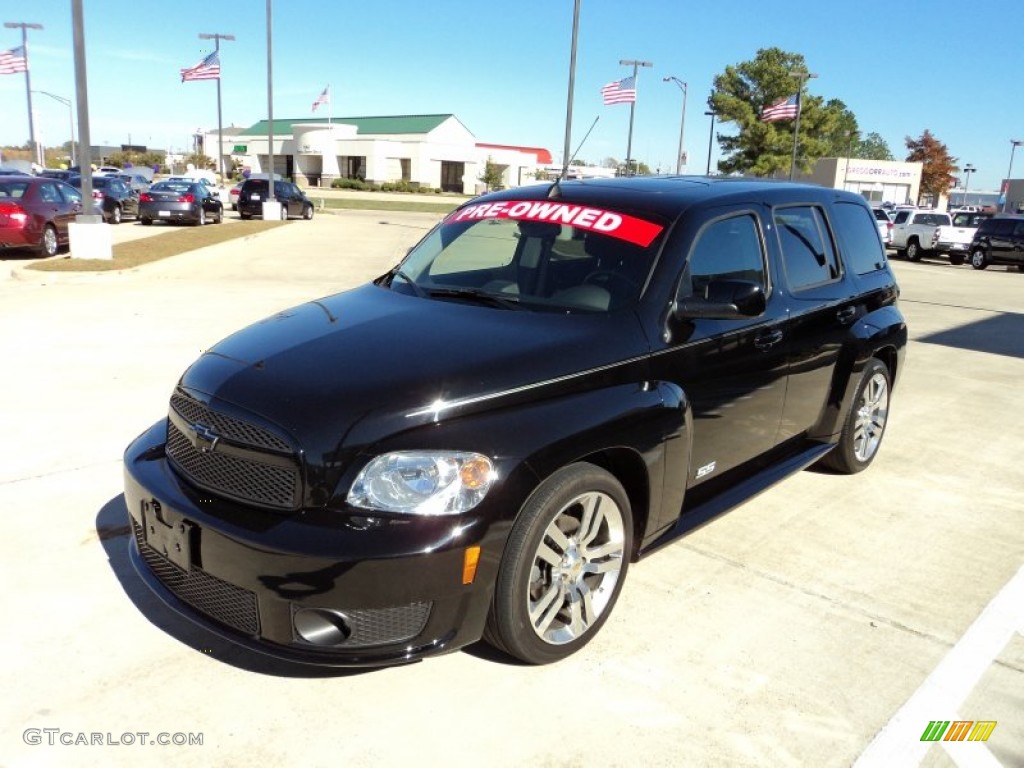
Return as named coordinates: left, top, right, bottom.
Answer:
left=852, top=371, right=889, bottom=463
left=486, top=462, right=632, bottom=664
left=527, top=490, right=626, bottom=645
left=40, top=225, right=58, bottom=257
left=971, top=250, right=987, bottom=270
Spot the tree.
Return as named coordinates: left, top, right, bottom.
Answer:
left=710, top=48, right=858, bottom=176
left=182, top=152, right=215, bottom=171
left=905, top=130, right=958, bottom=203
left=478, top=156, right=504, bottom=191
left=858, top=132, right=894, bottom=161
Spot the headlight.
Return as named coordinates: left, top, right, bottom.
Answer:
left=347, top=451, right=495, bottom=515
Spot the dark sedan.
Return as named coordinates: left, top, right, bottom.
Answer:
left=0, top=174, right=83, bottom=256
left=139, top=180, right=223, bottom=226
left=69, top=175, right=140, bottom=224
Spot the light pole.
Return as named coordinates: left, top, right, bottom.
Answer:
left=704, top=99, right=715, bottom=176
left=560, top=0, right=580, bottom=180
left=1003, top=140, right=1022, bottom=212
left=788, top=69, right=817, bottom=180
left=4, top=21, right=44, bottom=167
left=198, top=31, right=235, bottom=183
left=663, top=76, right=687, bottom=174
left=962, top=163, right=976, bottom=208
left=842, top=130, right=857, bottom=190
left=32, top=90, right=75, bottom=166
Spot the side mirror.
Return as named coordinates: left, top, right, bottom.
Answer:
left=674, top=278, right=766, bottom=320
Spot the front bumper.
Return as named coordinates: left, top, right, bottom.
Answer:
left=123, top=421, right=505, bottom=666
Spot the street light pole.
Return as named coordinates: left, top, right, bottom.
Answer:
left=32, top=90, right=75, bottom=167
left=704, top=100, right=715, bottom=176
left=4, top=21, right=44, bottom=167
left=619, top=58, right=652, bottom=175
left=560, top=0, right=580, bottom=180
left=1003, top=140, right=1022, bottom=213
left=962, top=163, right=976, bottom=208
left=788, top=69, right=817, bottom=181
left=842, top=130, right=857, bottom=190
left=663, top=76, right=687, bottom=174
left=198, top=31, right=235, bottom=184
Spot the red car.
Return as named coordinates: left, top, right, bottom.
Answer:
left=0, top=175, right=84, bottom=257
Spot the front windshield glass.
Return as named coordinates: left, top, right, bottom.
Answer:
left=391, top=199, right=667, bottom=312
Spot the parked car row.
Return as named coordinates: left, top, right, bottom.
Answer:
left=0, top=174, right=83, bottom=256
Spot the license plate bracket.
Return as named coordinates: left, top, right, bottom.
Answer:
left=141, top=499, right=193, bottom=571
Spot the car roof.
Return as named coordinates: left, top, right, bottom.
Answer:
left=476, top=176, right=870, bottom=221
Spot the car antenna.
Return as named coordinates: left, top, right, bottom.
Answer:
left=550, top=115, right=599, bottom=199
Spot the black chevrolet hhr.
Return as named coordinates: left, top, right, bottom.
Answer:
left=124, top=176, right=907, bottom=666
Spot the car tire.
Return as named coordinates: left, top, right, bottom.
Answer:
left=215, top=208, right=223, bottom=224
left=906, top=239, right=922, bottom=261
left=240, top=212, right=251, bottom=220
left=197, top=208, right=206, bottom=227
left=140, top=218, right=152, bottom=226
left=949, top=253, right=965, bottom=266
left=280, top=205, right=288, bottom=221
left=820, top=358, right=890, bottom=474
left=302, top=203, right=314, bottom=221
left=970, top=249, right=988, bottom=270
left=485, top=462, right=632, bottom=665
left=37, top=224, right=59, bottom=257
left=110, top=204, right=122, bottom=225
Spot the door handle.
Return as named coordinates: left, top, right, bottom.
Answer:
left=754, top=329, right=784, bottom=350
left=836, top=306, right=857, bottom=324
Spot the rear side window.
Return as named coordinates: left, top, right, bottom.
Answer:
left=775, top=206, right=840, bottom=290
left=832, top=202, right=887, bottom=274
left=915, top=213, right=951, bottom=227
left=893, top=211, right=910, bottom=224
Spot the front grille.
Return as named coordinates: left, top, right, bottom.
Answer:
left=132, top=519, right=260, bottom=636
left=166, top=421, right=300, bottom=510
left=170, top=393, right=291, bottom=452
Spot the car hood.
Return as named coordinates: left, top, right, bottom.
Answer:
left=178, top=282, right=650, bottom=461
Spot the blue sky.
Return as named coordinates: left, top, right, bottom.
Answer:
left=1, top=0, right=1020, bottom=190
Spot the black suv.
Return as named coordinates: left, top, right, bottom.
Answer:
left=123, top=178, right=907, bottom=667
left=237, top=178, right=314, bottom=220
left=969, top=214, right=1024, bottom=270
left=68, top=175, right=139, bottom=224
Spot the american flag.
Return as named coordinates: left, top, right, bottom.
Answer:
left=312, top=85, right=330, bottom=112
left=760, top=94, right=799, bottom=122
left=0, top=46, right=27, bottom=75
left=601, top=76, right=636, bottom=105
left=180, top=51, right=220, bottom=82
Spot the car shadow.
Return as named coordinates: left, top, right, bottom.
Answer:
left=96, top=494, right=374, bottom=679
left=918, top=311, right=1024, bottom=360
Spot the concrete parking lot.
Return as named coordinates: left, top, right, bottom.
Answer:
left=1, top=213, right=1021, bottom=767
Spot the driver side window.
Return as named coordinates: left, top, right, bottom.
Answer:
left=685, top=214, right=766, bottom=296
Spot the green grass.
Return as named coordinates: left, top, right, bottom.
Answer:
left=29, top=220, right=288, bottom=272
left=317, top=197, right=460, bottom=213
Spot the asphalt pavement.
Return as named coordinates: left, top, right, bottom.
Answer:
left=1, top=213, right=1021, bottom=768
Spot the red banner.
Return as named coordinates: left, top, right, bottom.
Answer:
left=448, top=200, right=664, bottom=247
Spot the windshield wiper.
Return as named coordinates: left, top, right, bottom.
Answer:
left=388, top=268, right=426, bottom=297
left=427, top=287, right=523, bottom=310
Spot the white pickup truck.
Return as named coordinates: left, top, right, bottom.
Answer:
left=890, top=209, right=952, bottom=260
left=931, top=211, right=992, bottom=265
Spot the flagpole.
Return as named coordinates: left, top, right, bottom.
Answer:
left=619, top=58, right=651, bottom=175
left=199, top=32, right=235, bottom=184
left=5, top=22, right=43, bottom=168
left=327, top=84, right=331, bottom=127
left=788, top=69, right=817, bottom=181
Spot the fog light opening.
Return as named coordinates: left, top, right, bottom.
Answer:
left=293, top=608, right=352, bottom=647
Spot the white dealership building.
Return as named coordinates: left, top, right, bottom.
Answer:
left=204, top=114, right=552, bottom=194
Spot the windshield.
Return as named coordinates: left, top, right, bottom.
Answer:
left=389, top=199, right=667, bottom=312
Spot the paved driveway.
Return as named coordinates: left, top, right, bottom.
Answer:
left=1, top=216, right=1021, bottom=767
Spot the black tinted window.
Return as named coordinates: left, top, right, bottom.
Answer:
left=833, top=202, right=887, bottom=274
left=775, top=206, right=840, bottom=290
left=893, top=211, right=910, bottom=224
